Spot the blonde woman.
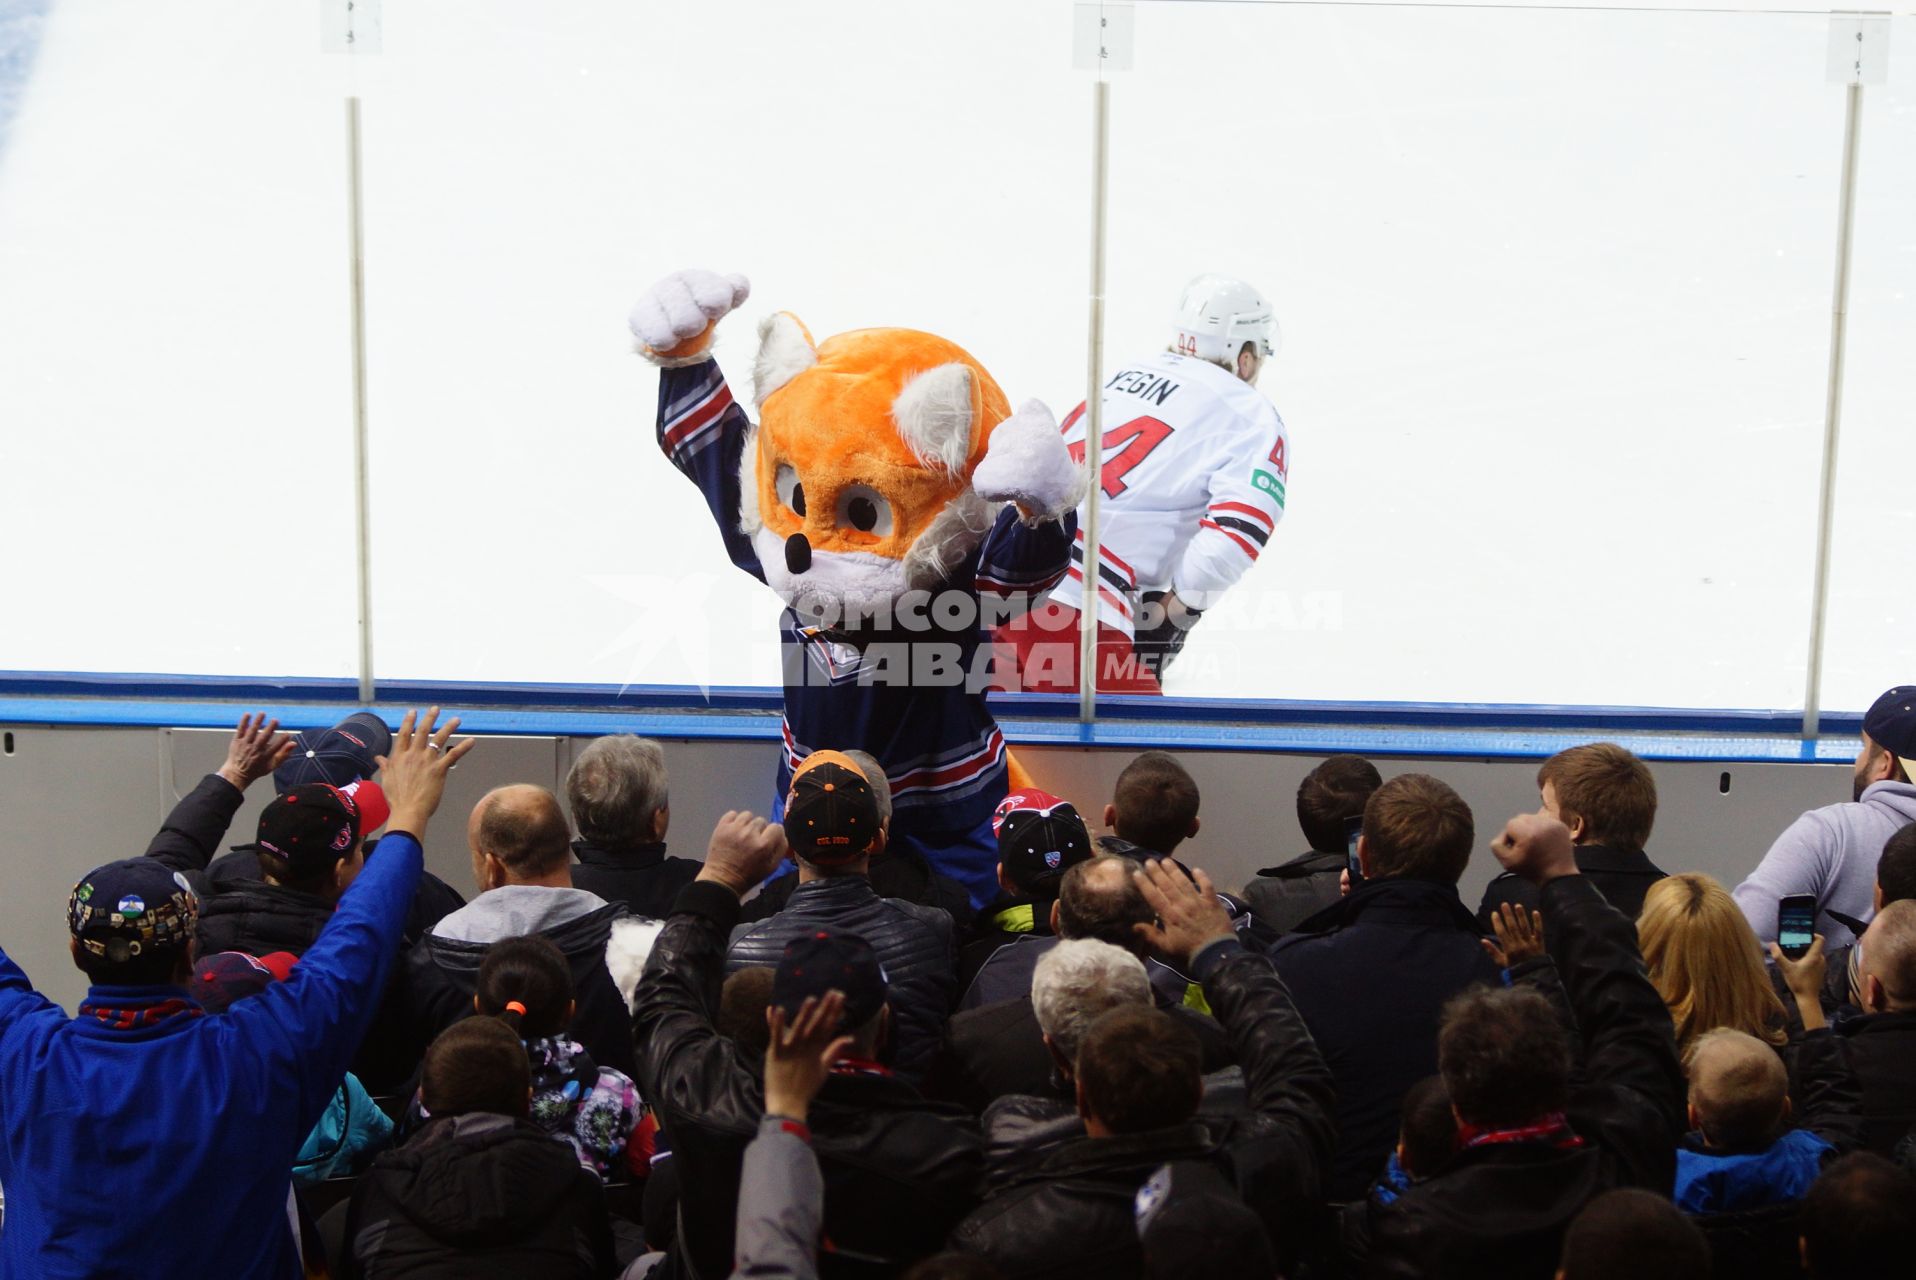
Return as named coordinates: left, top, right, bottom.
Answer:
left=1638, top=873, right=1789, bottom=1053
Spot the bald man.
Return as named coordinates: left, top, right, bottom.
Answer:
left=1839, top=899, right=1916, bottom=1154
left=1675, top=1027, right=1859, bottom=1217
left=385, top=784, right=635, bottom=1083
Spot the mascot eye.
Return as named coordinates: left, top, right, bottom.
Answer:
left=775, top=465, right=805, bottom=518
left=835, top=485, right=894, bottom=537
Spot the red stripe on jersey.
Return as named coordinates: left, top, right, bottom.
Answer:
left=1200, top=518, right=1261, bottom=561
left=890, top=729, right=1006, bottom=793
left=1065, top=565, right=1135, bottom=620
left=1072, top=529, right=1137, bottom=582
left=663, top=382, right=734, bottom=450
left=1209, top=500, right=1275, bottom=532
left=1059, top=402, right=1086, bottom=435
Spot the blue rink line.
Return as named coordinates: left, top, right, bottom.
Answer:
left=0, top=672, right=1863, bottom=765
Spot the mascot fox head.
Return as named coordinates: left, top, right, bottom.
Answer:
left=741, top=314, right=1008, bottom=627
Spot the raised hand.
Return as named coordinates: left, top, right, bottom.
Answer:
left=763, top=991, right=855, bottom=1124
left=1770, top=934, right=1830, bottom=1031
left=1131, top=859, right=1235, bottom=970
left=629, top=269, right=751, bottom=363
left=217, top=713, right=295, bottom=792
left=697, top=810, right=788, bottom=896
left=1489, top=814, right=1578, bottom=885
left=972, top=399, right=1086, bottom=522
left=1481, top=902, right=1547, bottom=969
left=373, top=708, right=475, bottom=835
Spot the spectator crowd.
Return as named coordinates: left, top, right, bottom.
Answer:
left=3, top=690, right=1916, bottom=1279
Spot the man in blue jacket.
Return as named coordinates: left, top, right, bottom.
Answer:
left=0, top=707, right=473, bottom=1280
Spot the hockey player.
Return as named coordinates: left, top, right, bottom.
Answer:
left=995, top=275, right=1290, bottom=693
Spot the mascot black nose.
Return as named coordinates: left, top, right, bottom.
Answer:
left=785, top=533, right=812, bottom=575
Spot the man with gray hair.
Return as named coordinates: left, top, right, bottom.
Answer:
left=566, top=733, right=702, bottom=921
left=1032, top=939, right=1152, bottom=1077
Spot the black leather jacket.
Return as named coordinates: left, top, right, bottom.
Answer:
left=950, top=940, right=1335, bottom=1279
left=727, top=874, right=957, bottom=1080
left=636, top=882, right=983, bottom=1280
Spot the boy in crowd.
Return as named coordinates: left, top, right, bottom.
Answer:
left=960, top=789, right=1095, bottom=998
left=1243, top=754, right=1382, bottom=933
left=1676, top=1027, right=1859, bottom=1217
left=1478, top=743, right=1667, bottom=929
left=345, top=1016, right=617, bottom=1277
left=1096, top=751, right=1202, bottom=862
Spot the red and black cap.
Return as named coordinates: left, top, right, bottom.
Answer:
left=254, top=782, right=381, bottom=879
left=992, top=788, right=1092, bottom=896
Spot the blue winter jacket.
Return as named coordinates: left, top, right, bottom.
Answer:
left=1674, top=1127, right=1834, bottom=1214
left=0, top=830, right=423, bottom=1279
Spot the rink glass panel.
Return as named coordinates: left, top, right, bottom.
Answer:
left=0, top=1, right=1906, bottom=718
left=0, top=0, right=359, bottom=678
left=1117, top=2, right=1848, bottom=709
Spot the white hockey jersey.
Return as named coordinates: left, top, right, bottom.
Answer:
left=1049, top=350, right=1289, bottom=638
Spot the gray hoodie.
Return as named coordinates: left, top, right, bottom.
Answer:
left=1733, top=780, right=1916, bottom=949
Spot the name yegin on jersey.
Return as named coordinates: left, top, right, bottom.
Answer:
left=1051, top=351, right=1288, bottom=638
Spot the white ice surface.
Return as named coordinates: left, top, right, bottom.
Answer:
left=0, top=1, right=1910, bottom=711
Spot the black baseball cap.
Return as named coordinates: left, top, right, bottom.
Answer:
left=992, top=788, right=1092, bottom=896
left=785, top=750, right=881, bottom=863
left=68, top=859, right=200, bottom=964
left=1863, top=687, right=1916, bottom=779
left=274, top=712, right=391, bottom=793
left=771, top=928, right=889, bottom=1030
left=254, top=783, right=369, bottom=879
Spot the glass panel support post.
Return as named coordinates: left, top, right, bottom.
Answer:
left=1804, top=15, right=1890, bottom=737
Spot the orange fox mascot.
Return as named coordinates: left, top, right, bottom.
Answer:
left=630, top=269, right=1084, bottom=903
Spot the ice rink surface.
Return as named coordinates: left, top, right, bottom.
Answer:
left=0, top=1, right=1910, bottom=712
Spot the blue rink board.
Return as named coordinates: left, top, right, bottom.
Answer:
left=0, top=672, right=1863, bottom=765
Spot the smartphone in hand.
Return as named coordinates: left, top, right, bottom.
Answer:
left=1777, top=894, right=1818, bottom=960
left=1345, top=815, right=1365, bottom=887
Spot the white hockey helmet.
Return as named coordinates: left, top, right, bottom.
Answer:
left=1170, top=275, right=1280, bottom=369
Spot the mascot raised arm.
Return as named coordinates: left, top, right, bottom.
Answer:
left=629, top=269, right=1085, bottom=904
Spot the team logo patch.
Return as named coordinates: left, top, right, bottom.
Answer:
left=116, top=895, right=146, bottom=919
left=1044, top=849, right=1063, bottom=870
left=331, top=824, right=354, bottom=852
left=1252, top=468, right=1286, bottom=507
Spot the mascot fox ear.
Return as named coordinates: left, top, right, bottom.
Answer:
left=891, top=363, right=976, bottom=477
left=754, top=312, right=818, bottom=408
